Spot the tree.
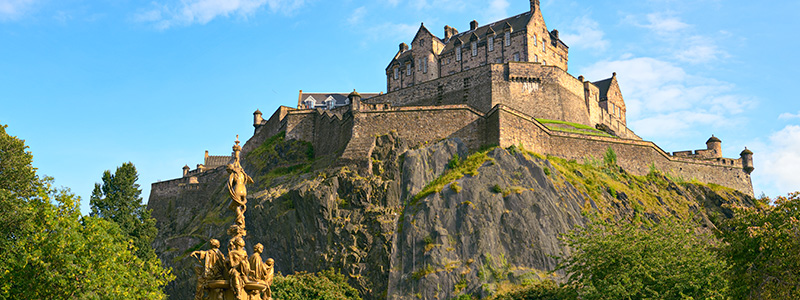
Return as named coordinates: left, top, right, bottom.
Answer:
left=717, top=192, right=800, bottom=299
left=0, top=123, right=173, bottom=299
left=90, top=162, right=158, bottom=260
left=557, top=216, right=729, bottom=299
left=271, top=269, right=362, bottom=300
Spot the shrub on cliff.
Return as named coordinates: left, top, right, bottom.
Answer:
left=271, top=269, right=361, bottom=300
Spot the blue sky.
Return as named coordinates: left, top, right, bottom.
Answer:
left=2, top=0, right=798, bottom=214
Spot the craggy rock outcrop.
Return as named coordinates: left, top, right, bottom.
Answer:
left=149, top=133, right=753, bottom=299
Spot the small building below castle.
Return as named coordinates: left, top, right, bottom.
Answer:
left=296, top=90, right=380, bottom=110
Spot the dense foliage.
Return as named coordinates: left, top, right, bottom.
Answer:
left=557, top=217, right=729, bottom=299
left=90, top=162, right=158, bottom=260
left=717, top=192, right=800, bottom=299
left=271, top=269, right=362, bottom=300
left=0, top=124, right=173, bottom=299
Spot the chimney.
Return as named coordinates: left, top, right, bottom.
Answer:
left=399, top=42, right=409, bottom=52
left=470, top=20, right=478, bottom=31
left=551, top=29, right=559, bottom=40
left=444, top=25, right=458, bottom=41
left=530, top=0, right=540, bottom=12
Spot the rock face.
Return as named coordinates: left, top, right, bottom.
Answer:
left=148, top=133, right=753, bottom=299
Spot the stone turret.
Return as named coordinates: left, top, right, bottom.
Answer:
left=253, top=109, right=263, bottom=128
left=182, top=165, right=190, bottom=177
left=740, top=147, right=754, bottom=174
left=706, top=135, right=722, bottom=158
left=348, top=89, right=362, bottom=111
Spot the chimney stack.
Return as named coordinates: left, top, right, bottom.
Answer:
left=444, top=25, right=459, bottom=41
left=470, top=20, right=478, bottom=31
left=399, top=42, right=409, bottom=52
left=530, top=0, right=540, bottom=13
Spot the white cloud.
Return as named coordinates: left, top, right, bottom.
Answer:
left=756, top=125, right=800, bottom=195
left=580, top=56, right=753, bottom=140
left=136, top=0, right=306, bottom=29
left=560, top=15, right=608, bottom=51
left=0, top=0, right=36, bottom=21
left=779, top=111, right=800, bottom=120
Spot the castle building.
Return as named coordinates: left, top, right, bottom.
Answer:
left=160, top=0, right=755, bottom=196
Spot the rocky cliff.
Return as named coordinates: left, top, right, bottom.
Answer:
left=148, top=132, right=753, bottom=299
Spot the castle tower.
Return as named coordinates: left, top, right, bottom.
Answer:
left=740, top=147, right=754, bottom=174
left=253, top=109, right=263, bottom=128
left=706, top=135, right=722, bottom=158
left=182, top=165, right=190, bottom=177
left=348, top=89, right=362, bottom=111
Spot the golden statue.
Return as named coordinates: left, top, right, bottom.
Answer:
left=227, top=237, right=251, bottom=300
left=226, top=135, right=253, bottom=228
left=248, top=243, right=275, bottom=300
left=190, top=239, right=226, bottom=300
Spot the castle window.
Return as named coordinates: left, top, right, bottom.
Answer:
left=423, top=59, right=428, bottom=73
left=418, top=59, right=422, bottom=71
left=488, top=37, right=494, bottom=51
left=533, top=34, right=537, bottom=46
left=456, top=47, right=462, bottom=61
left=543, top=60, right=547, bottom=65
left=542, top=40, right=546, bottom=52
left=504, top=31, right=511, bottom=46
left=496, top=57, right=503, bottom=63
left=534, top=54, right=539, bottom=62
left=513, top=52, right=520, bottom=62
left=406, top=63, right=411, bottom=76
left=393, top=67, right=399, bottom=79
left=471, top=41, right=477, bottom=56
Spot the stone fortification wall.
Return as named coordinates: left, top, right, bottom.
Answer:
left=495, top=106, right=753, bottom=195
left=496, top=62, right=593, bottom=126
left=246, top=107, right=354, bottom=160
left=369, top=65, right=497, bottom=113
left=150, top=166, right=225, bottom=199
left=244, top=106, right=294, bottom=155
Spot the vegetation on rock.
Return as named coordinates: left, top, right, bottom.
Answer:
left=271, top=269, right=362, bottom=300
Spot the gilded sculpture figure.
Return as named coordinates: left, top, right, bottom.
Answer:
left=227, top=136, right=254, bottom=228
left=248, top=243, right=275, bottom=300
left=190, top=239, right=226, bottom=300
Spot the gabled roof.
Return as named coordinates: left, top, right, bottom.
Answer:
left=411, top=23, right=439, bottom=44
left=205, top=155, right=231, bottom=168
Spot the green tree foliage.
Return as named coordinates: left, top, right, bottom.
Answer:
left=717, top=192, right=800, bottom=299
left=0, top=123, right=173, bottom=299
left=271, top=269, right=362, bottom=300
left=90, top=162, right=158, bottom=260
left=557, top=216, right=729, bottom=299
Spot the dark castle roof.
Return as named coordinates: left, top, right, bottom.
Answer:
left=592, top=77, right=613, bottom=101
left=205, top=155, right=231, bottom=168
left=300, top=92, right=380, bottom=107
left=440, top=11, right=534, bottom=54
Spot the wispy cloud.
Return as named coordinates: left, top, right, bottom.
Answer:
left=626, top=13, right=689, bottom=35
left=136, top=0, right=307, bottom=29
left=348, top=6, right=366, bottom=25
left=0, top=0, right=36, bottom=21
left=779, top=111, right=800, bottom=120
left=482, top=0, right=509, bottom=23
left=560, top=15, right=609, bottom=51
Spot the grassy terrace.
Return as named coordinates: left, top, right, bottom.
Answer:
left=535, top=118, right=614, bottom=137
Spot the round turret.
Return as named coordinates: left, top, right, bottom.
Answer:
left=740, top=147, right=754, bottom=174
left=182, top=164, right=190, bottom=177
left=706, top=135, right=722, bottom=158
left=253, top=109, right=263, bottom=128
left=348, top=89, right=362, bottom=109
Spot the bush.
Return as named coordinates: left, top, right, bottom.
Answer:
left=272, top=269, right=361, bottom=300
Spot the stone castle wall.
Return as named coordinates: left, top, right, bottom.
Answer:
left=495, top=106, right=753, bottom=195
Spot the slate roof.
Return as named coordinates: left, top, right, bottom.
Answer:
left=592, top=77, right=613, bottom=101
left=440, top=11, right=534, bottom=54
left=300, top=92, right=381, bottom=108
left=205, top=155, right=231, bottom=168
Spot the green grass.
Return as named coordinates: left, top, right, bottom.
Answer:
left=411, top=149, right=494, bottom=204
left=535, top=118, right=614, bottom=137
